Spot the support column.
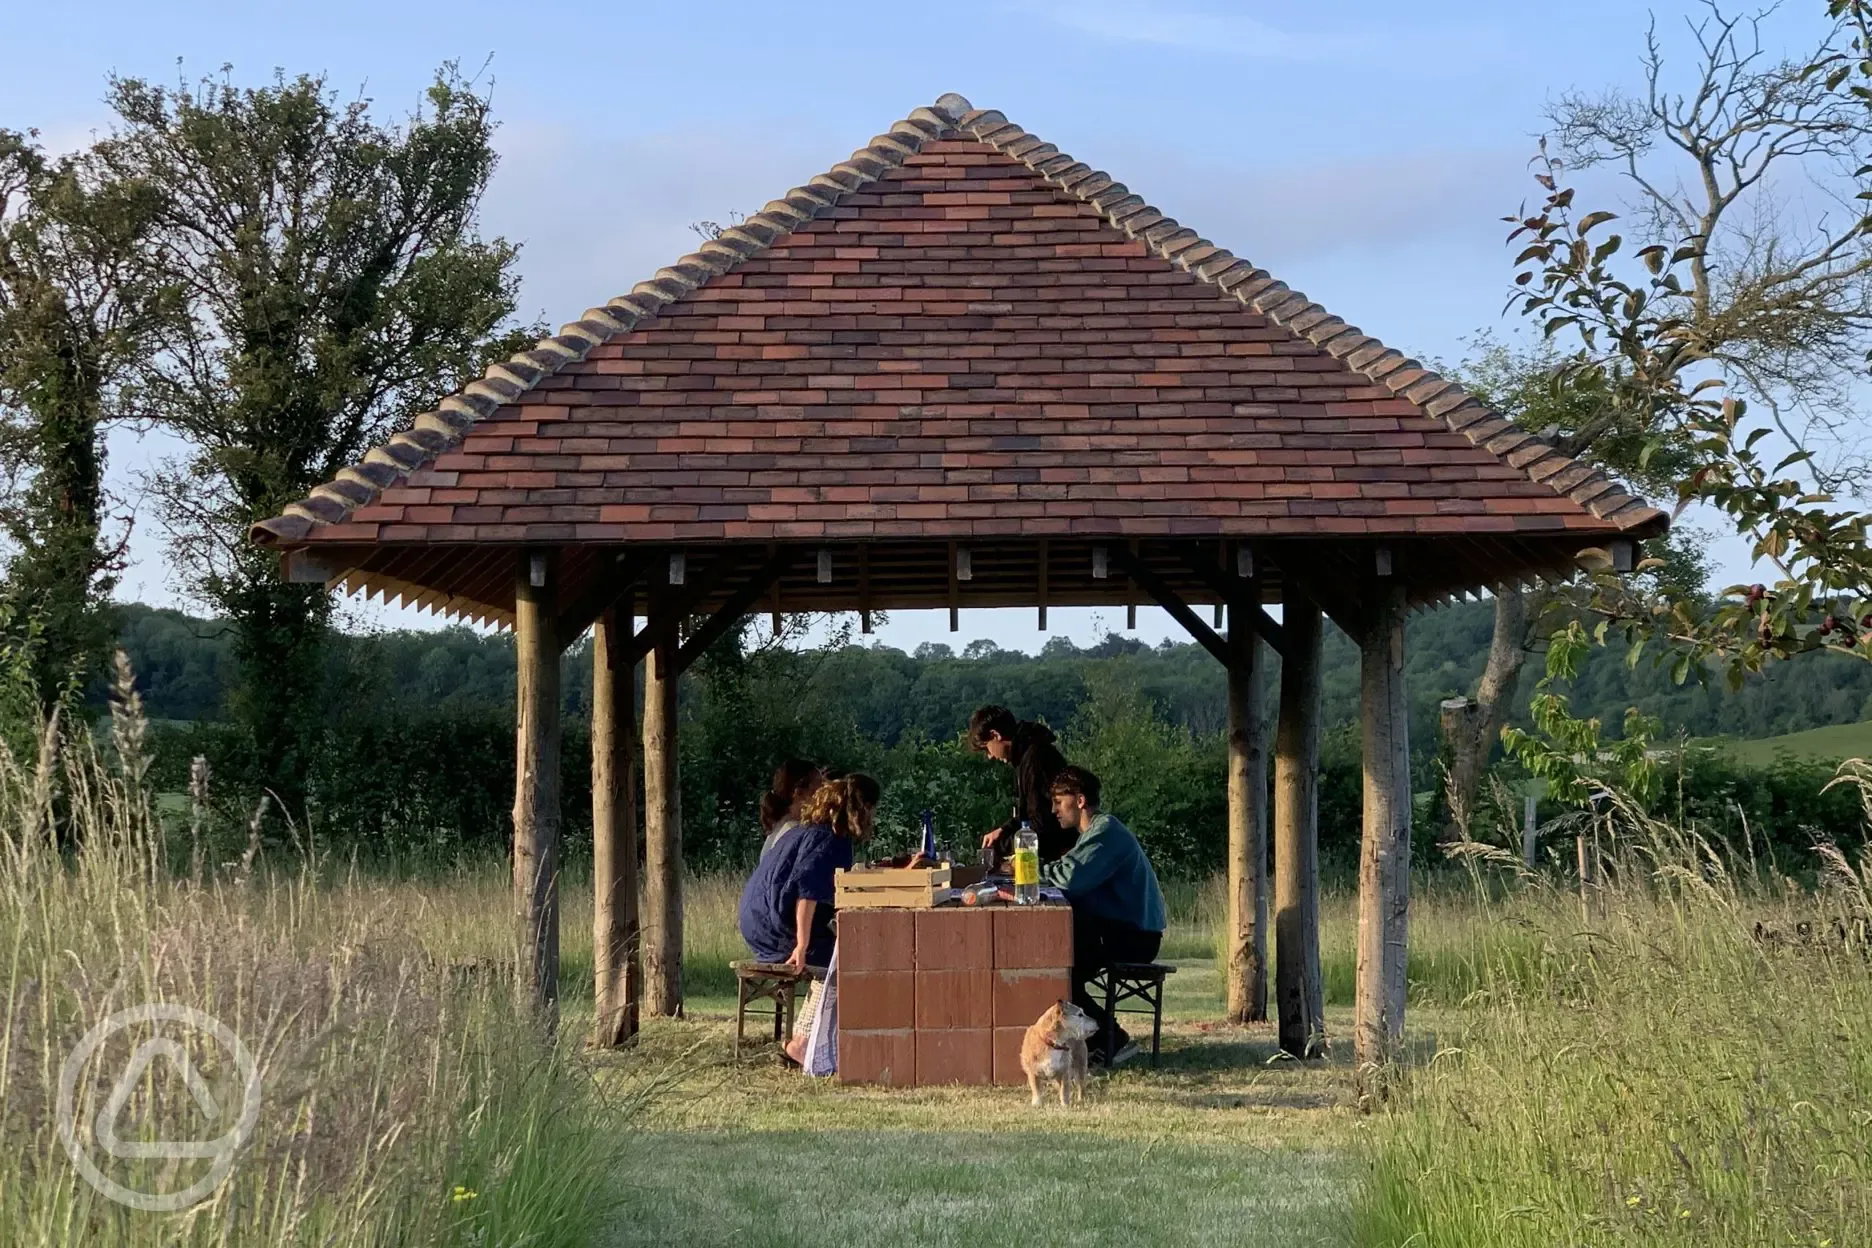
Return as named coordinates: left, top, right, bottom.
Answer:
left=1274, top=591, right=1325, bottom=1059
left=513, top=551, right=561, bottom=1028
left=642, top=628, right=683, bottom=1017
left=1355, top=583, right=1411, bottom=1102
left=1224, top=610, right=1268, bottom=1024
left=591, top=600, right=641, bottom=1047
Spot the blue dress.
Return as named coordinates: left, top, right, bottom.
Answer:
left=738, top=821, right=853, bottom=967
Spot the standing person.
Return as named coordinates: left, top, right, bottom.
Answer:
left=969, top=704, right=1074, bottom=868
left=1043, top=766, right=1167, bottom=1068
left=758, top=758, right=824, bottom=861
left=738, top=773, right=880, bottom=1065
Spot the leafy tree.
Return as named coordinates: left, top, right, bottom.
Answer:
left=0, top=131, right=171, bottom=713
left=1437, top=339, right=1706, bottom=836
left=92, top=66, right=526, bottom=817
left=1504, top=2, right=1872, bottom=699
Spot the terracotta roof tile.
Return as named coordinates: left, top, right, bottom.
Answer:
left=251, top=94, right=1666, bottom=552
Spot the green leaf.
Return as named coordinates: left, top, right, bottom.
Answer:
left=1577, top=210, right=1617, bottom=235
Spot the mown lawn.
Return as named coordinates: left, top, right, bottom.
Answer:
left=592, top=959, right=1415, bottom=1248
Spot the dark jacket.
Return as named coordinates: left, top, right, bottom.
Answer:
left=993, top=721, right=1075, bottom=864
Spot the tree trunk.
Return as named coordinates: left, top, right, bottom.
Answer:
left=1442, top=589, right=1528, bottom=838
left=642, top=633, right=683, bottom=1018
left=591, top=603, right=641, bottom=1048
left=512, top=552, right=561, bottom=1028
left=1224, top=617, right=1268, bottom=1023
left=1355, top=584, right=1411, bottom=1104
left=1274, top=591, right=1325, bottom=1059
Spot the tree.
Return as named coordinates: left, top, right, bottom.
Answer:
left=1508, top=2, right=1872, bottom=689
left=1438, top=340, right=1703, bottom=838
left=0, top=132, right=170, bottom=714
left=93, top=66, right=525, bottom=817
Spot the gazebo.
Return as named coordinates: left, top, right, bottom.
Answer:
left=252, top=93, right=1664, bottom=1081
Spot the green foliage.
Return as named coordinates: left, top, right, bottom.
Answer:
left=1504, top=621, right=1663, bottom=807
left=1357, top=781, right=1872, bottom=1247
left=110, top=596, right=1872, bottom=868
left=91, top=64, right=526, bottom=819
left=2, top=714, right=633, bottom=1246
left=0, top=129, right=173, bottom=712
left=1505, top=8, right=1872, bottom=684
left=1064, top=666, right=1227, bottom=874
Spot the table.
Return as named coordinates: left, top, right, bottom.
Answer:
left=835, top=903, right=1073, bottom=1087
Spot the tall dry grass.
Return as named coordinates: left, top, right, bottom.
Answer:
left=1355, top=785, right=1872, bottom=1247
left=2, top=671, right=637, bottom=1246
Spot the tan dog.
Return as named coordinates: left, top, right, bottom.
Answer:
left=1018, top=998, right=1097, bottom=1107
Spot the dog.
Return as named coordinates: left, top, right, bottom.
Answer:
left=1018, top=998, right=1097, bottom=1107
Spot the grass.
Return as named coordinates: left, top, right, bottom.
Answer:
left=659, top=824, right=1872, bottom=1248
left=611, top=870, right=1537, bottom=1248
left=1355, top=798, right=1872, bottom=1247
left=600, top=959, right=1377, bottom=1248
left=3, top=703, right=633, bottom=1246
left=22, top=692, right=1871, bottom=1246
left=1708, top=718, right=1872, bottom=765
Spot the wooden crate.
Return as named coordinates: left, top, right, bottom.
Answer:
left=836, top=865, right=954, bottom=909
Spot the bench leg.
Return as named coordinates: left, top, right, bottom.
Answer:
left=1102, top=972, right=1118, bottom=1064
left=1149, top=980, right=1164, bottom=1067
left=734, top=979, right=750, bottom=1059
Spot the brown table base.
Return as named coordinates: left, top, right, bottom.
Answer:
left=837, top=904, right=1072, bottom=1087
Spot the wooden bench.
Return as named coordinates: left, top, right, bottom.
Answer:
left=729, top=960, right=826, bottom=1060
left=1089, top=962, right=1177, bottom=1067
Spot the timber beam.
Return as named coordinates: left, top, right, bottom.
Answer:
left=1175, top=549, right=1290, bottom=660
left=673, top=548, right=797, bottom=675
left=1110, top=544, right=1234, bottom=669
left=558, top=550, right=659, bottom=642
left=618, top=552, right=757, bottom=672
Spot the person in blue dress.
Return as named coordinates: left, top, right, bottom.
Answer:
left=739, top=772, right=880, bottom=1064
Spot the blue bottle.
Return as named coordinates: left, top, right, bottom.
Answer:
left=919, top=809, right=936, bottom=861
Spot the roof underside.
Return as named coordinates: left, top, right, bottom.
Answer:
left=253, top=94, right=1665, bottom=627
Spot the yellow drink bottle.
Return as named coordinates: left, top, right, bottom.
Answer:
left=1012, top=822, right=1040, bottom=905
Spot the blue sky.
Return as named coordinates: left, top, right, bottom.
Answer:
left=3, top=0, right=1822, bottom=651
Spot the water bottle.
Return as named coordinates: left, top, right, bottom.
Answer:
left=1012, top=821, right=1040, bottom=905
left=919, top=809, right=936, bottom=863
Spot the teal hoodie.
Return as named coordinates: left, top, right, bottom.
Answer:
left=1040, top=811, right=1166, bottom=933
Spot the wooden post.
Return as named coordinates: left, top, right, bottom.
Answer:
left=1522, top=793, right=1539, bottom=869
left=643, top=625, right=683, bottom=1017
left=1274, top=591, right=1325, bottom=1059
left=1037, top=538, right=1049, bottom=632
left=1224, top=607, right=1268, bottom=1024
left=513, top=550, right=561, bottom=1028
left=591, top=600, right=641, bottom=1047
left=1355, top=583, right=1411, bottom=1102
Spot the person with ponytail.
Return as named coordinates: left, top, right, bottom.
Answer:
left=738, top=772, right=881, bottom=1064
left=758, top=758, right=825, bottom=861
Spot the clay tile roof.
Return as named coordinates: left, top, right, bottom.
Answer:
left=251, top=92, right=1667, bottom=558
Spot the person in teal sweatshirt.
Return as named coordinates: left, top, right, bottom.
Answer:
left=1043, top=766, right=1167, bottom=1066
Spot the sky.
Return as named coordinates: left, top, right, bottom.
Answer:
left=2, top=0, right=1829, bottom=653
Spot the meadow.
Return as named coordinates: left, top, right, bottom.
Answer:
left=8, top=707, right=1871, bottom=1245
